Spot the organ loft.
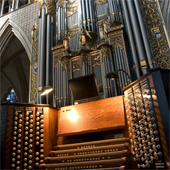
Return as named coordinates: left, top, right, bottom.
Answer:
left=0, top=0, right=170, bottom=169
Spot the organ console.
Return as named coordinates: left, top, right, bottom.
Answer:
left=1, top=69, right=169, bottom=169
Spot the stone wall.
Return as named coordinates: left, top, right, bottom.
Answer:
left=0, top=2, right=40, bottom=42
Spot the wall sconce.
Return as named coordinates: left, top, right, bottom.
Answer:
left=40, top=85, right=53, bottom=96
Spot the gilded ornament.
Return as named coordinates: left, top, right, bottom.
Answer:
left=100, top=47, right=110, bottom=61
left=81, top=53, right=89, bottom=67
left=31, top=37, right=39, bottom=103
left=110, top=36, right=123, bottom=50
left=44, top=0, right=55, bottom=15
left=54, top=55, right=62, bottom=68
left=92, top=54, right=100, bottom=67
left=99, top=25, right=105, bottom=40
left=31, top=24, right=37, bottom=45
left=72, top=57, right=80, bottom=72
left=67, top=7, right=78, bottom=17
left=96, top=0, right=106, bottom=5
left=62, top=58, right=70, bottom=70
left=79, top=29, right=92, bottom=46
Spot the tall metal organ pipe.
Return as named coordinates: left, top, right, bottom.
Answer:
left=39, top=8, right=46, bottom=104
left=88, top=0, right=93, bottom=31
left=81, top=0, right=86, bottom=29
left=78, top=0, right=83, bottom=30
left=46, top=14, right=51, bottom=104
left=134, top=0, right=153, bottom=69
left=121, top=0, right=141, bottom=78
left=58, top=6, right=61, bottom=40
left=126, top=0, right=148, bottom=75
left=85, top=0, right=90, bottom=30
left=64, top=0, right=67, bottom=34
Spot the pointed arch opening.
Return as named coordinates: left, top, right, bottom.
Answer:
left=0, top=19, right=31, bottom=104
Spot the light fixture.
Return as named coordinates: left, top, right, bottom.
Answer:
left=105, top=69, right=132, bottom=81
left=105, top=71, right=118, bottom=80
left=40, top=85, right=53, bottom=96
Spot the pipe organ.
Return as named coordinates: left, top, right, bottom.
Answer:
left=2, top=69, right=169, bottom=169
left=28, top=0, right=170, bottom=110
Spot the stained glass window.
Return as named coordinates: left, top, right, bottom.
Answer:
left=6, top=89, right=17, bottom=103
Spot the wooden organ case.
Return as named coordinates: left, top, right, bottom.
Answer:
left=1, top=104, right=58, bottom=170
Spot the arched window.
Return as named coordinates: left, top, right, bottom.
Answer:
left=6, top=88, right=17, bottom=103
left=18, top=0, right=28, bottom=8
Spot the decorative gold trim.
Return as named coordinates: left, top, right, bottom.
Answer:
left=98, top=16, right=109, bottom=25
left=97, top=12, right=107, bottom=18
left=68, top=22, right=81, bottom=28
left=96, top=0, right=106, bottom=5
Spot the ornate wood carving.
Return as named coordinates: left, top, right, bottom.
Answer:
left=91, top=52, right=100, bottom=67
left=72, top=56, right=80, bottom=72
left=110, top=36, right=124, bottom=50
left=62, top=58, right=70, bottom=71
left=54, top=54, right=63, bottom=68
left=81, top=53, right=90, bottom=68
left=100, top=46, right=110, bottom=61
left=45, top=0, right=55, bottom=15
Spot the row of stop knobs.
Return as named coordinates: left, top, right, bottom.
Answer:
left=34, top=111, right=44, bottom=168
left=11, top=110, right=44, bottom=169
left=127, top=85, right=161, bottom=168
